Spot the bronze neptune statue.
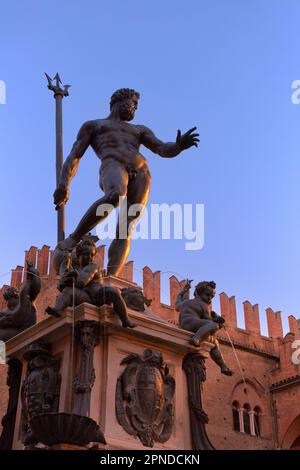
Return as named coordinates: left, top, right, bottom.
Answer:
left=53, top=88, right=199, bottom=276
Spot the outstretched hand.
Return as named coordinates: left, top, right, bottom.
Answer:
left=176, top=127, right=199, bottom=150
left=53, top=185, right=69, bottom=210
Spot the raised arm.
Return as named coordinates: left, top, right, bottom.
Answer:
left=53, top=120, right=94, bottom=209
left=19, top=261, right=41, bottom=304
left=138, top=125, right=199, bottom=158
left=175, top=279, right=193, bottom=311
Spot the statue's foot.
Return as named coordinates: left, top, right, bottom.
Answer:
left=221, top=365, right=233, bottom=376
left=122, top=319, right=137, bottom=329
left=189, top=337, right=201, bottom=347
left=57, top=235, right=77, bottom=252
left=46, top=306, right=61, bottom=318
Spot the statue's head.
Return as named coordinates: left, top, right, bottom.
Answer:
left=76, top=235, right=98, bottom=266
left=121, top=287, right=152, bottom=312
left=110, top=88, right=140, bottom=121
left=194, top=281, right=216, bottom=304
left=3, top=287, right=20, bottom=310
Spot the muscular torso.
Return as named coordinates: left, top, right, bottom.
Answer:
left=90, top=119, right=147, bottom=169
left=78, top=263, right=102, bottom=301
left=179, top=297, right=211, bottom=323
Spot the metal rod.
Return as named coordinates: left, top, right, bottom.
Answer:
left=55, top=94, right=65, bottom=242
left=45, top=72, right=71, bottom=243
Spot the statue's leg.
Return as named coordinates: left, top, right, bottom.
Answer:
left=189, top=319, right=219, bottom=347
left=46, top=287, right=91, bottom=317
left=57, top=161, right=128, bottom=252
left=107, top=165, right=151, bottom=275
left=70, top=160, right=128, bottom=241
left=95, top=286, right=137, bottom=328
left=46, top=288, right=73, bottom=318
left=210, top=340, right=233, bottom=375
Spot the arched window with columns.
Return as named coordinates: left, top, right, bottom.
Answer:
left=232, top=401, right=240, bottom=432
left=253, top=406, right=261, bottom=436
left=243, top=403, right=251, bottom=435
left=231, top=378, right=266, bottom=438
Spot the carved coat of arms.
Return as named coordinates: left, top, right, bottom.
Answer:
left=21, top=344, right=61, bottom=446
left=115, top=349, right=175, bottom=447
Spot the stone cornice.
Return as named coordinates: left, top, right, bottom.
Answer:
left=217, top=334, right=279, bottom=360
left=5, top=302, right=212, bottom=359
left=270, top=374, right=300, bottom=392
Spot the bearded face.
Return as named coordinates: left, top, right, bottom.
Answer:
left=117, top=97, right=138, bottom=121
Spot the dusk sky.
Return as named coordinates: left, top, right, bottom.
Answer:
left=1, top=0, right=300, bottom=335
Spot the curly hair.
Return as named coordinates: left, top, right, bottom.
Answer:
left=194, top=280, right=216, bottom=297
left=3, top=287, right=19, bottom=301
left=76, top=235, right=98, bottom=258
left=110, top=88, right=140, bottom=110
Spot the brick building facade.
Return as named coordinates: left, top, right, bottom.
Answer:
left=0, top=244, right=299, bottom=450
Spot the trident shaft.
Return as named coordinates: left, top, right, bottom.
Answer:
left=45, top=73, right=71, bottom=242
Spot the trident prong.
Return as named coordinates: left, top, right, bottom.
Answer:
left=54, top=72, right=62, bottom=85
left=45, top=72, right=71, bottom=97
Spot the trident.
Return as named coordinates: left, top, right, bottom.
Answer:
left=45, top=72, right=71, bottom=242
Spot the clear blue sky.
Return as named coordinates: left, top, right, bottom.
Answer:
left=1, top=0, right=300, bottom=335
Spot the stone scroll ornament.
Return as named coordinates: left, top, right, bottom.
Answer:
left=183, top=353, right=214, bottom=450
left=116, top=349, right=175, bottom=447
left=21, top=343, right=61, bottom=446
left=73, top=320, right=100, bottom=416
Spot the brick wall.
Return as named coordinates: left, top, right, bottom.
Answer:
left=1, top=244, right=300, bottom=449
